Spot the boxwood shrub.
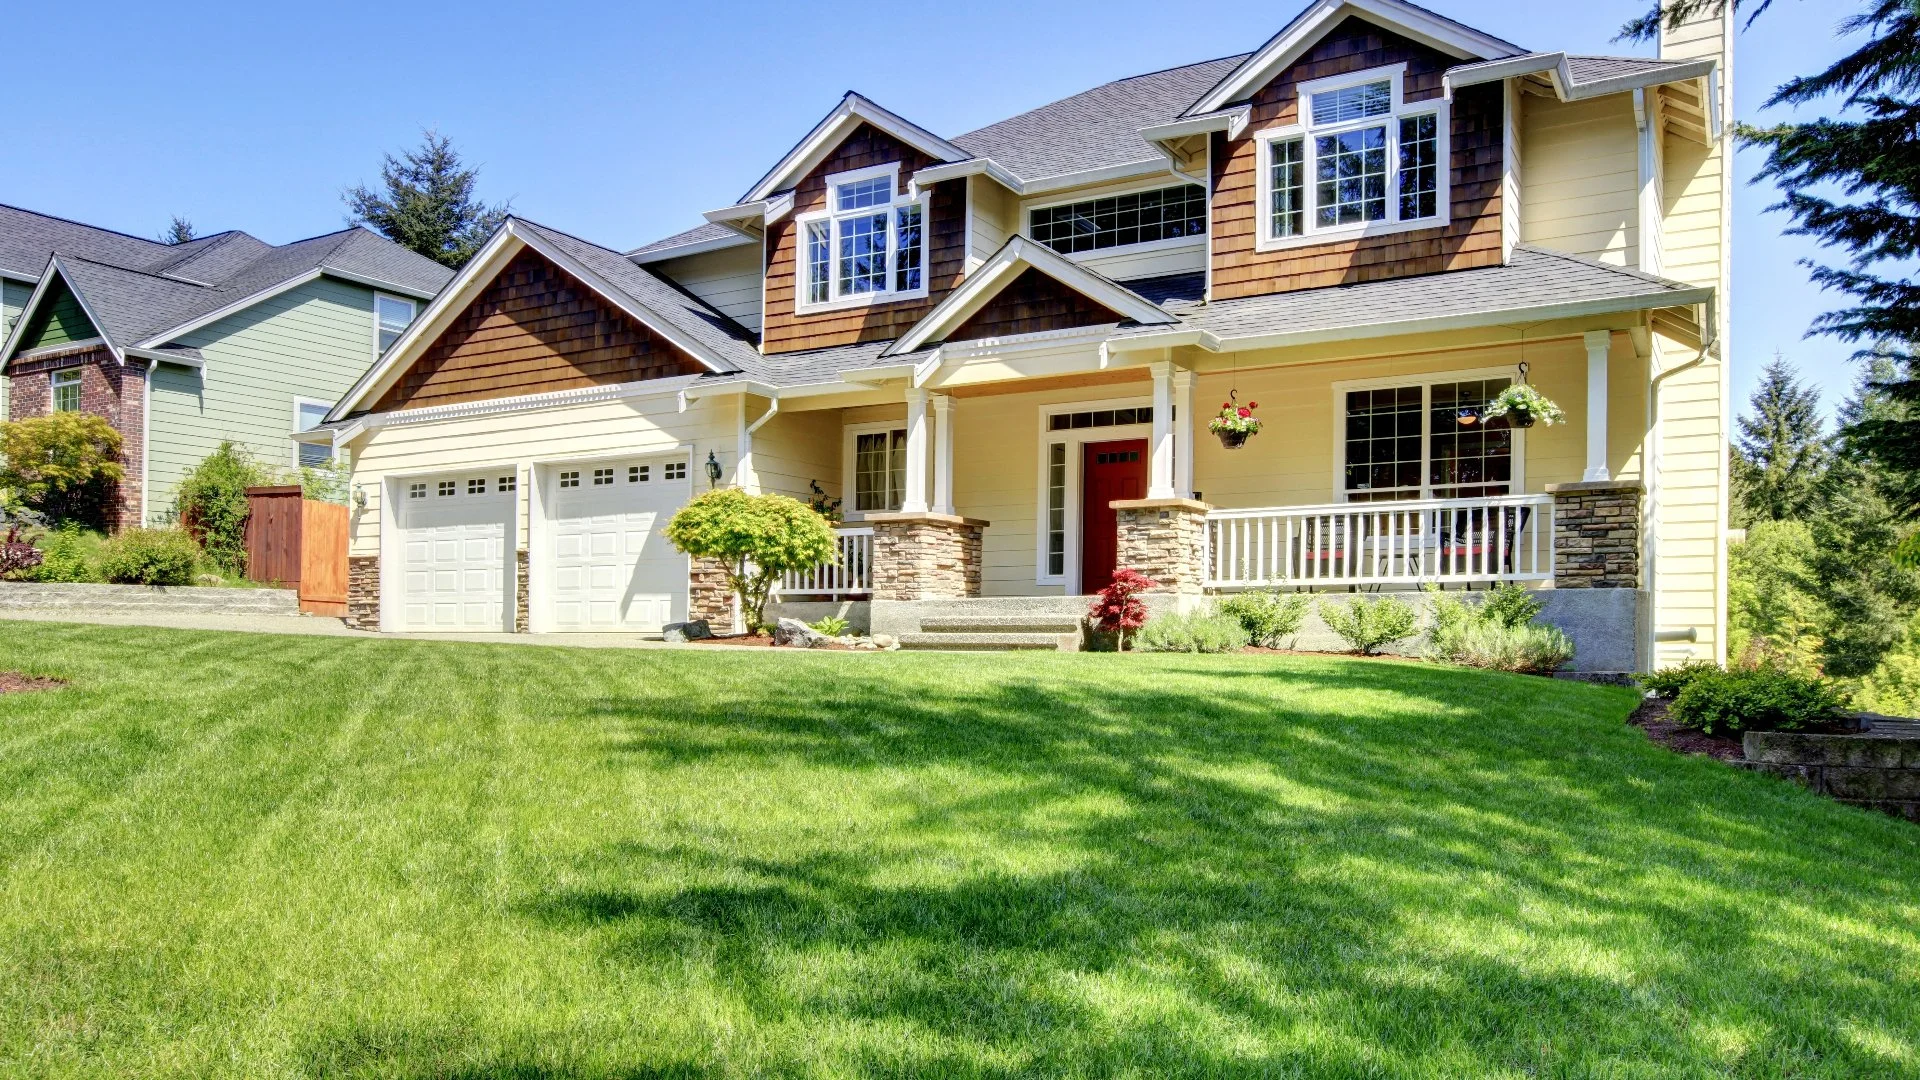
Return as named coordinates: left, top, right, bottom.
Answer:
left=1667, top=664, right=1847, bottom=736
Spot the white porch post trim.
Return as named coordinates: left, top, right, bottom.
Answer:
left=902, top=386, right=931, bottom=513
left=932, top=392, right=955, bottom=515
left=735, top=395, right=759, bottom=493
left=1171, top=366, right=1194, bottom=498
left=1148, top=359, right=1176, bottom=499
left=1583, top=329, right=1611, bottom=482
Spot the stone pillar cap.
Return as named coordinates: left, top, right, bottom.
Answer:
left=863, top=511, right=991, bottom=528
left=1543, top=480, right=1643, bottom=494
left=1109, top=497, right=1213, bottom=512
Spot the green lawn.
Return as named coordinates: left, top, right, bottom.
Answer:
left=1, top=625, right=1916, bottom=1078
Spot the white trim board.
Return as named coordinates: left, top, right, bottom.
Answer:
left=739, top=93, right=970, bottom=206
left=0, top=259, right=123, bottom=365
left=1033, top=394, right=1156, bottom=593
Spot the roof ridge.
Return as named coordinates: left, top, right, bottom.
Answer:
left=54, top=252, right=213, bottom=288
left=0, top=202, right=174, bottom=251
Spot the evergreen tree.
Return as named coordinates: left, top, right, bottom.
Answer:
left=1731, top=355, right=1826, bottom=524
left=160, top=216, right=195, bottom=244
left=344, top=130, right=509, bottom=268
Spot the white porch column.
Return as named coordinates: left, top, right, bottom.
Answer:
left=931, top=393, right=955, bottom=515
left=902, top=386, right=931, bottom=513
left=1583, top=329, right=1611, bottom=482
left=1148, top=360, right=1176, bottom=499
left=1171, top=367, right=1194, bottom=498
left=735, top=395, right=759, bottom=493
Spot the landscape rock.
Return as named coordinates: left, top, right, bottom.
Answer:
left=872, top=633, right=900, bottom=651
left=773, top=618, right=830, bottom=648
left=662, top=620, right=713, bottom=643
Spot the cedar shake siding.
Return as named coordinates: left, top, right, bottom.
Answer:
left=370, top=248, right=706, bottom=413
left=762, top=122, right=966, bottom=354
left=1210, top=16, right=1504, bottom=299
left=946, top=269, right=1125, bottom=343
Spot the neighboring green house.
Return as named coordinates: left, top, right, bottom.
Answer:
left=0, top=203, right=451, bottom=528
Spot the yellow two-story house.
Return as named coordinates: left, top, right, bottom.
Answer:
left=313, top=0, right=1732, bottom=673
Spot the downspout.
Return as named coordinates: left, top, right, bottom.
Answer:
left=1643, top=300, right=1716, bottom=663
left=141, top=357, right=156, bottom=526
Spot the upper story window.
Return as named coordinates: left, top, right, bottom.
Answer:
left=1028, top=184, right=1207, bottom=256
left=1257, top=64, right=1448, bottom=250
left=293, top=399, right=333, bottom=467
left=796, top=164, right=929, bottom=313
left=375, top=294, right=416, bottom=354
left=50, top=369, right=81, bottom=413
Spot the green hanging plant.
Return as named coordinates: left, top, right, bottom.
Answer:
left=1481, top=383, right=1565, bottom=427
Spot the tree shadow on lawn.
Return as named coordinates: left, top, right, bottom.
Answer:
left=491, top=654, right=1920, bottom=1075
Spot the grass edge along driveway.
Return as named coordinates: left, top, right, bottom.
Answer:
left=1, top=622, right=1916, bottom=1079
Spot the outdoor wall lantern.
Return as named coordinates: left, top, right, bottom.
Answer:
left=705, top=451, right=723, bottom=489
left=352, top=484, right=368, bottom=509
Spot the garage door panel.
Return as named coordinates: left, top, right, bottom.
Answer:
left=395, top=475, right=513, bottom=632
left=546, top=456, right=688, bottom=633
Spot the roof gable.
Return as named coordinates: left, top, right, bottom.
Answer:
left=739, top=93, right=969, bottom=205
left=1187, top=0, right=1521, bottom=115
left=13, top=273, right=99, bottom=353
left=947, top=268, right=1126, bottom=343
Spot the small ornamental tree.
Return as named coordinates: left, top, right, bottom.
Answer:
left=663, top=488, right=836, bottom=632
left=174, top=442, right=273, bottom=576
left=1089, top=568, right=1156, bottom=650
left=0, top=413, right=124, bottom=527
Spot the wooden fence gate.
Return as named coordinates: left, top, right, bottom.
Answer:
left=243, top=486, right=349, bottom=617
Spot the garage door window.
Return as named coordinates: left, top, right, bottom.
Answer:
left=593, top=468, right=615, bottom=486
left=408, top=483, right=426, bottom=499
left=630, top=465, right=649, bottom=483
left=499, top=473, right=517, bottom=492
left=559, top=471, right=580, bottom=488
left=437, top=480, right=456, bottom=496
left=664, top=462, right=687, bottom=481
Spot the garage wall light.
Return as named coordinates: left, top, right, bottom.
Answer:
left=352, top=484, right=368, bottom=510
left=705, top=451, right=722, bottom=489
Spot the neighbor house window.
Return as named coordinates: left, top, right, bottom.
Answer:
left=49, top=369, right=81, bottom=413
left=1341, top=376, right=1513, bottom=503
left=795, top=164, right=929, bottom=311
left=293, top=399, right=332, bottom=467
left=375, top=294, right=416, bottom=354
left=1259, top=65, right=1447, bottom=247
left=1028, top=184, right=1207, bottom=255
left=852, top=428, right=907, bottom=513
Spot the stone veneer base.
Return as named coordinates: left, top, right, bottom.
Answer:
left=1111, top=498, right=1212, bottom=595
left=866, top=513, right=986, bottom=601
left=345, top=556, right=379, bottom=630
left=1546, top=481, right=1641, bottom=589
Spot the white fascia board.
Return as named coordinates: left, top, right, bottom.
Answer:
left=353, top=372, right=712, bottom=433
left=314, top=266, right=442, bottom=301
left=626, top=231, right=758, bottom=265
left=0, top=269, right=37, bottom=284
left=1190, top=0, right=1523, bottom=116
left=125, top=347, right=204, bottom=370
left=703, top=201, right=771, bottom=228
left=839, top=363, right=916, bottom=385
left=1139, top=106, right=1251, bottom=144
left=1016, top=159, right=1174, bottom=197
left=741, top=94, right=971, bottom=205
left=9, top=258, right=126, bottom=364
left=1561, top=57, right=1716, bottom=102
left=911, top=158, right=1027, bottom=196
left=1443, top=53, right=1717, bottom=103
left=326, top=226, right=525, bottom=421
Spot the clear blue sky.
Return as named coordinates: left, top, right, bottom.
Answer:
left=4, top=1, right=1863, bottom=417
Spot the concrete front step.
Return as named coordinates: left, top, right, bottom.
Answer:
left=0, top=581, right=301, bottom=615
left=918, top=615, right=1085, bottom=635
left=897, top=631, right=1080, bottom=651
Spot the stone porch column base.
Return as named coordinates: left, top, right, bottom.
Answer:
left=1111, top=498, right=1213, bottom=595
left=1545, top=480, right=1642, bottom=589
left=867, top=512, right=987, bottom=600
left=688, top=555, right=739, bottom=631
left=345, top=555, right=379, bottom=630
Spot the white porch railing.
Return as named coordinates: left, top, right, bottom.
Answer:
left=1205, top=494, right=1554, bottom=588
left=774, top=526, right=874, bottom=598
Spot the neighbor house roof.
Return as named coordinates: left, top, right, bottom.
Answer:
left=0, top=203, right=454, bottom=366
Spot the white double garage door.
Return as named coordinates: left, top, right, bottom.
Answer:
left=394, top=454, right=692, bottom=633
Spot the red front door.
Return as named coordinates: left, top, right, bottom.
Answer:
left=1080, top=439, right=1147, bottom=593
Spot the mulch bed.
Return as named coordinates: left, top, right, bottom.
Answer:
left=1628, top=698, right=1746, bottom=763
left=0, top=672, right=65, bottom=694
left=686, top=634, right=854, bottom=651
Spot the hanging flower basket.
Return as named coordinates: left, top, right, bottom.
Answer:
left=1482, top=383, right=1565, bottom=427
left=1208, top=398, right=1261, bottom=449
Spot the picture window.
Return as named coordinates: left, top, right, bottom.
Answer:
left=796, top=164, right=929, bottom=311
left=1260, top=66, right=1446, bottom=245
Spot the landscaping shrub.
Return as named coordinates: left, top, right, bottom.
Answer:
left=1089, top=568, right=1156, bottom=650
left=1215, top=589, right=1310, bottom=648
left=0, top=413, right=124, bottom=527
left=1478, top=582, right=1544, bottom=629
left=809, top=615, right=850, bottom=637
left=95, top=528, right=200, bottom=586
left=664, top=488, right=837, bottom=632
left=1319, top=595, right=1417, bottom=655
left=1639, top=659, right=1721, bottom=699
left=1448, top=621, right=1575, bottom=675
left=174, top=442, right=273, bottom=576
left=27, top=524, right=97, bottom=583
left=1135, top=610, right=1250, bottom=653
left=0, top=525, right=44, bottom=579
left=1668, top=663, right=1848, bottom=736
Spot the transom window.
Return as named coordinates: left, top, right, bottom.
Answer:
left=1341, top=376, right=1514, bottom=503
left=797, top=164, right=929, bottom=311
left=1260, top=64, right=1448, bottom=245
left=1046, top=406, right=1153, bottom=432
left=1028, top=184, right=1207, bottom=256
left=50, top=369, right=81, bottom=413
left=375, top=294, right=416, bottom=354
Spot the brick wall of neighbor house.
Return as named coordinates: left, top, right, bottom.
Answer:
left=369, top=248, right=706, bottom=414
left=9, top=344, right=145, bottom=530
left=761, top=123, right=967, bottom=354
left=945, top=268, right=1125, bottom=343
left=346, top=555, right=379, bottom=629
left=1210, top=16, right=1504, bottom=299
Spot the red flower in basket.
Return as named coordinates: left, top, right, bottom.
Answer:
left=1209, top=399, right=1262, bottom=437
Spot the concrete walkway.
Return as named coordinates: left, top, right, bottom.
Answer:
left=0, top=608, right=686, bottom=650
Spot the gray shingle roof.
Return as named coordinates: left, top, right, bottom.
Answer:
left=626, top=222, right=754, bottom=260
left=1115, top=245, right=1707, bottom=344
left=1564, top=55, right=1696, bottom=87
left=951, top=55, right=1248, bottom=184
left=2, top=202, right=454, bottom=358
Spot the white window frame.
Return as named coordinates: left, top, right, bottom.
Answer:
left=840, top=420, right=909, bottom=521
left=1032, top=395, right=1154, bottom=592
left=1254, top=63, right=1451, bottom=253
left=291, top=396, right=336, bottom=468
left=1020, top=179, right=1210, bottom=264
left=1329, top=366, right=1525, bottom=503
left=794, top=163, right=932, bottom=315
left=374, top=292, right=417, bottom=357
left=48, top=368, right=82, bottom=413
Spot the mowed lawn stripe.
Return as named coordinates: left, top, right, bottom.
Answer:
left=0, top=623, right=1916, bottom=1078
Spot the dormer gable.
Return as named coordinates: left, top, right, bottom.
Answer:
left=738, top=93, right=970, bottom=206
left=890, top=236, right=1176, bottom=354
